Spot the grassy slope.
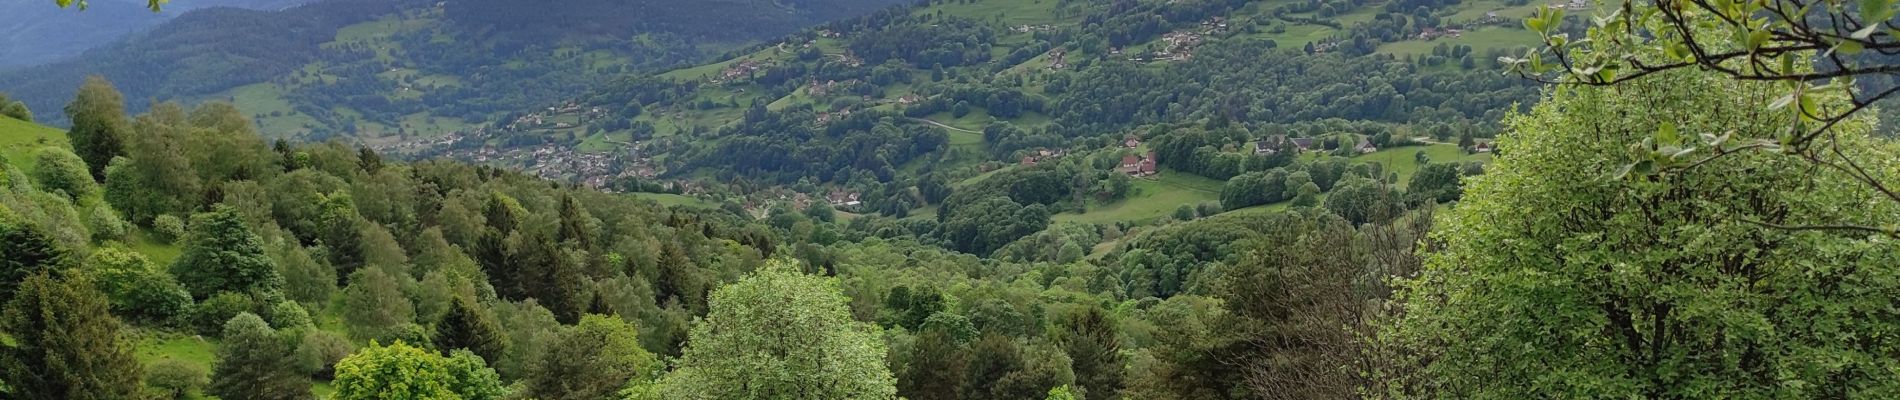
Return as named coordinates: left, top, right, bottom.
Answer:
left=0, top=116, right=68, bottom=175
left=1053, top=169, right=1223, bottom=225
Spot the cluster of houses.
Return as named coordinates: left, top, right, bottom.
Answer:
left=1548, top=0, right=1590, bottom=10
left=1010, top=24, right=1058, bottom=33
left=506, top=101, right=608, bottom=132
left=1047, top=47, right=1070, bottom=70
left=826, top=190, right=864, bottom=208
left=1117, top=152, right=1160, bottom=176
left=714, top=60, right=767, bottom=83
left=1019, top=148, right=1070, bottom=166
left=830, top=52, right=865, bottom=68
left=816, top=108, right=855, bottom=125
left=1417, top=26, right=1465, bottom=40
left=1153, top=31, right=1204, bottom=61
left=807, top=79, right=855, bottom=97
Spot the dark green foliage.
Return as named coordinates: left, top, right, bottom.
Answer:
left=882, top=285, right=946, bottom=330
left=209, top=313, right=315, bottom=400
left=171, top=205, right=282, bottom=299
left=0, top=272, right=143, bottom=400
left=1321, top=177, right=1404, bottom=225
left=435, top=296, right=508, bottom=365
left=0, top=222, right=68, bottom=304
left=1060, top=307, right=1124, bottom=400
left=193, top=291, right=257, bottom=336
left=900, top=330, right=968, bottom=400
left=1405, top=162, right=1466, bottom=205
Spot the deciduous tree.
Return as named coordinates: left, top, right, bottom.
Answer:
left=659, top=261, right=897, bottom=399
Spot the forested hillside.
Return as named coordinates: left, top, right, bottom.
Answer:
left=10, top=0, right=1900, bottom=398
left=0, top=0, right=910, bottom=137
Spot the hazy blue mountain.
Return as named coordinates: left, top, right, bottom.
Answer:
left=0, top=0, right=309, bottom=68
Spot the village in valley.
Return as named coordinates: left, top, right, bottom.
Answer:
left=346, top=0, right=1527, bottom=221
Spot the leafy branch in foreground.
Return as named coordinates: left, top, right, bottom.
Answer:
left=1502, top=0, right=1900, bottom=235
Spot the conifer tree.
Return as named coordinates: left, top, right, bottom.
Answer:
left=1060, top=307, right=1123, bottom=400
left=0, top=272, right=143, bottom=400
left=0, top=222, right=67, bottom=303
left=171, top=205, right=281, bottom=299
left=435, top=295, right=507, bottom=364
left=209, top=313, right=314, bottom=400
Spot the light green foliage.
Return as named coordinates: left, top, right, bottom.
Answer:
left=110, top=103, right=202, bottom=224
left=150, top=214, right=185, bottom=244
left=81, top=247, right=192, bottom=325
left=659, top=261, right=897, bottom=400
left=340, top=267, right=417, bottom=342
left=1045, top=385, right=1080, bottom=400
left=171, top=205, right=282, bottom=299
left=0, top=272, right=143, bottom=400
left=1385, top=67, right=1900, bottom=397
left=82, top=201, right=127, bottom=242
left=293, top=330, right=356, bottom=381
left=524, top=314, right=660, bottom=400
left=444, top=350, right=508, bottom=400
left=64, top=76, right=129, bottom=181
left=30, top=147, right=95, bottom=200
left=331, top=341, right=458, bottom=400
left=268, top=237, right=334, bottom=307
left=267, top=300, right=313, bottom=330
left=144, top=358, right=209, bottom=400
left=0, top=99, right=29, bottom=122
left=210, top=313, right=314, bottom=400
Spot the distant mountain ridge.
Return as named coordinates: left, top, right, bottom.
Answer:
left=0, top=0, right=311, bottom=68
left=0, top=0, right=910, bottom=131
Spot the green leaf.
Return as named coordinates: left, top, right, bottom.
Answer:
left=1746, top=30, right=1770, bottom=52
left=1860, top=0, right=1895, bottom=25
left=1837, top=40, right=1866, bottom=55
left=1657, top=123, right=1680, bottom=145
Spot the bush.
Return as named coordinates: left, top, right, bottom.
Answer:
left=193, top=292, right=256, bottom=336
left=85, top=202, right=129, bottom=242
left=84, top=248, right=192, bottom=326
left=267, top=300, right=313, bottom=330
left=29, top=148, right=93, bottom=199
left=144, top=359, right=209, bottom=400
left=152, top=214, right=186, bottom=244
left=295, top=330, right=356, bottom=380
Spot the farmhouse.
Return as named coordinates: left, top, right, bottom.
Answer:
left=827, top=190, right=863, bottom=207
left=1116, top=152, right=1159, bottom=177
left=1355, top=140, right=1378, bottom=154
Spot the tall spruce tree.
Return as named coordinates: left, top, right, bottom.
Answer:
left=0, top=272, right=143, bottom=400
left=435, top=295, right=507, bottom=364
left=0, top=222, right=68, bottom=304
left=209, top=313, right=314, bottom=400
left=1060, top=307, right=1124, bottom=400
